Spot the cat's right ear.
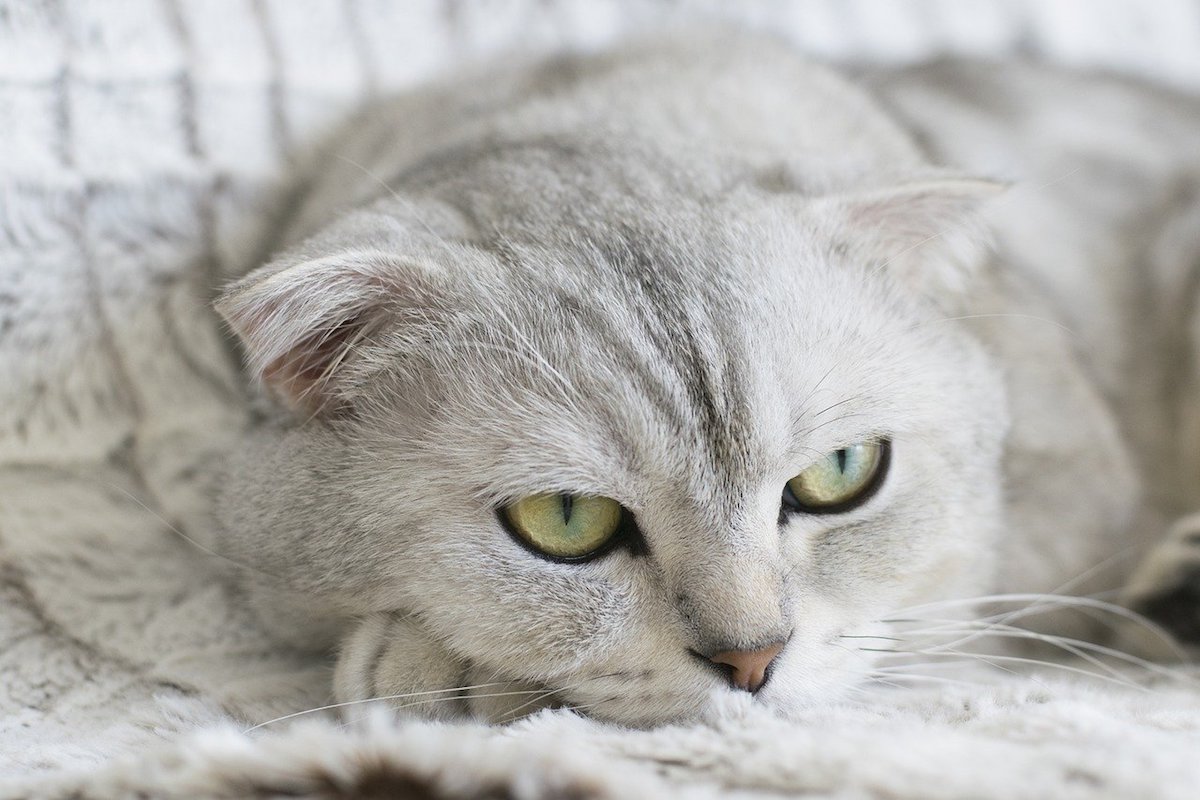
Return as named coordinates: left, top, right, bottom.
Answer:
left=215, top=250, right=441, bottom=416
left=813, top=176, right=1007, bottom=297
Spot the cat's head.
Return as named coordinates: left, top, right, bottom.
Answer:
left=215, top=151, right=1007, bottom=726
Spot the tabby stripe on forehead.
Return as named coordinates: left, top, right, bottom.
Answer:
left=485, top=238, right=690, bottom=435
left=544, top=283, right=694, bottom=436
left=604, top=233, right=754, bottom=484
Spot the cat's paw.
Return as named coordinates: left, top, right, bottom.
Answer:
left=460, top=664, right=559, bottom=724
left=1120, top=514, right=1200, bottom=656
left=333, top=612, right=560, bottom=723
left=334, top=612, right=471, bottom=720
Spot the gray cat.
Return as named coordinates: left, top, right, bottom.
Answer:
left=213, top=34, right=1200, bottom=726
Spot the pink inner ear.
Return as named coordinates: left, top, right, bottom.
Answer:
left=218, top=251, right=443, bottom=417
left=849, top=190, right=970, bottom=241
left=261, top=314, right=367, bottom=415
left=817, top=177, right=1004, bottom=297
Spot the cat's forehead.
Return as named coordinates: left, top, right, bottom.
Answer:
left=426, top=208, right=922, bottom=504
left=370, top=144, right=947, bottom=500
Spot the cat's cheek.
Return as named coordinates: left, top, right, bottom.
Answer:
left=401, top=540, right=640, bottom=679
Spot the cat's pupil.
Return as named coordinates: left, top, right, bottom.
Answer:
left=560, top=494, right=574, bottom=524
left=835, top=449, right=848, bottom=473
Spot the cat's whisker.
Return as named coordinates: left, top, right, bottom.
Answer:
left=794, top=411, right=873, bottom=440
left=887, top=592, right=1117, bottom=618
left=334, top=688, right=571, bottom=731
left=505, top=669, right=651, bottom=723
left=871, top=660, right=985, bottom=673
left=880, top=592, right=1184, bottom=657
left=955, top=547, right=1143, bottom=646
left=809, top=394, right=865, bottom=422
left=466, top=670, right=632, bottom=725
left=892, top=624, right=1139, bottom=687
left=858, top=645, right=1152, bottom=693
left=863, top=671, right=983, bottom=690
left=242, top=680, right=533, bottom=733
left=337, top=671, right=627, bottom=730
left=788, top=394, right=871, bottom=448
left=865, top=646, right=1057, bottom=694
left=880, top=619, right=1199, bottom=688
left=794, top=361, right=841, bottom=421
left=496, top=685, right=570, bottom=725
left=561, top=694, right=622, bottom=715
left=838, top=634, right=903, bottom=641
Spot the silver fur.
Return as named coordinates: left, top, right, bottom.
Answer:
left=213, top=36, right=1200, bottom=726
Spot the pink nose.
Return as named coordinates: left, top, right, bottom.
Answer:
left=709, top=642, right=785, bottom=692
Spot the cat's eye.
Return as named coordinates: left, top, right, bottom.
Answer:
left=782, top=440, right=890, bottom=514
left=500, top=493, right=625, bottom=560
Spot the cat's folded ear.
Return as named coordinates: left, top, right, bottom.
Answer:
left=216, top=250, right=442, bottom=416
left=813, top=176, right=1007, bottom=297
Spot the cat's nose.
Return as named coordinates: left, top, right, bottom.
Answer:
left=708, top=641, right=786, bottom=693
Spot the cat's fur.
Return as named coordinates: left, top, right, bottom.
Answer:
left=212, top=35, right=1200, bottom=726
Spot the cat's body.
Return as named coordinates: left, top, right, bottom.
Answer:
left=214, top=36, right=1200, bottom=726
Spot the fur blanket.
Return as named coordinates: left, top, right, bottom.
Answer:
left=3, top=1, right=1200, bottom=797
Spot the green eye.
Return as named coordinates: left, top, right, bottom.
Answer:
left=500, top=493, right=625, bottom=560
left=783, top=440, right=889, bottom=513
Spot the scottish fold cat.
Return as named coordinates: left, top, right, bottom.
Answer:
left=213, top=35, right=1200, bottom=726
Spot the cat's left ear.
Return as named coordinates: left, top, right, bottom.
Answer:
left=215, top=249, right=445, bottom=416
left=815, top=176, right=1007, bottom=296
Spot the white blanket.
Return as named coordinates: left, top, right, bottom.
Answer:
left=3, top=1, right=1199, bottom=797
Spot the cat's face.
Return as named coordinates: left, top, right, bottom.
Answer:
left=217, top=168, right=1008, bottom=726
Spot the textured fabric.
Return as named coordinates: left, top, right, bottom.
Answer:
left=2, top=1, right=1200, bottom=796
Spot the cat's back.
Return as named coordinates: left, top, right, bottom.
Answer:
left=866, top=60, right=1199, bottom=185
left=866, top=59, right=1200, bottom=334
left=870, top=60, right=1200, bottom=516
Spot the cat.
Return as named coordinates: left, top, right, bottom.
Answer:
left=212, top=34, right=1200, bottom=727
